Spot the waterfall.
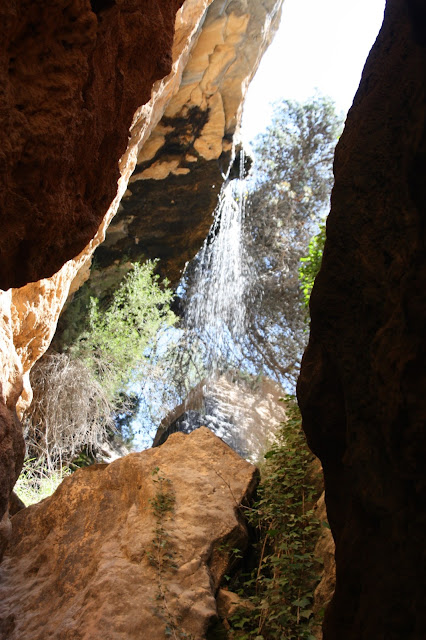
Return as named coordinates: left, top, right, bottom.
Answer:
left=137, top=151, right=252, bottom=452
left=184, top=151, right=248, bottom=372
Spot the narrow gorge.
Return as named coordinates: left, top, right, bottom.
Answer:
left=1, top=0, right=425, bottom=638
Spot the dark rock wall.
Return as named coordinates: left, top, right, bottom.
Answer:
left=297, top=0, right=426, bottom=637
left=94, top=155, right=223, bottom=287
left=0, top=0, right=183, bottom=289
left=0, top=404, right=24, bottom=557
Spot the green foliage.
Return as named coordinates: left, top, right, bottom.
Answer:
left=23, top=260, right=176, bottom=471
left=168, top=96, right=343, bottom=397
left=72, top=260, right=176, bottom=402
left=229, top=397, right=321, bottom=640
left=238, top=95, right=343, bottom=387
left=299, top=224, right=326, bottom=309
left=52, top=283, right=93, bottom=351
left=113, top=392, right=142, bottom=445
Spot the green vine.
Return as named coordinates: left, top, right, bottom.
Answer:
left=147, top=467, right=193, bottom=640
left=228, top=396, right=321, bottom=640
left=299, top=223, right=326, bottom=310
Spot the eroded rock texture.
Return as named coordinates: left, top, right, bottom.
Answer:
left=297, top=1, right=426, bottom=637
left=0, top=291, right=25, bottom=544
left=0, top=0, right=184, bottom=290
left=0, top=428, right=258, bottom=639
left=0, top=0, right=188, bottom=543
left=91, top=0, right=283, bottom=288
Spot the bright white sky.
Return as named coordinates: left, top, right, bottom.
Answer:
left=242, top=0, right=386, bottom=142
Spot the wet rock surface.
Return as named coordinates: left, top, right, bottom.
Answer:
left=0, top=428, right=258, bottom=640
left=298, top=1, right=426, bottom=637
left=153, top=375, right=287, bottom=462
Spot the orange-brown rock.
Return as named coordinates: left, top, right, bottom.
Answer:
left=1, top=0, right=220, bottom=557
left=0, top=0, right=187, bottom=539
left=0, top=0, right=185, bottom=290
left=0, top=428, right=258, bottom=640
left=216, top=588, right=253, bottom=630
left=298, top=0, right=426, bottom=637
left=0, top=291, right=25, bottom=533
left=88, top=0, right=283, bottom=288
left=0, top=0, right=220, bottom=414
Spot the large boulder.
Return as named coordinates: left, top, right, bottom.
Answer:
left=0, top=428, right=258, bottom=639
left=298, top=0, right=426, bottom=637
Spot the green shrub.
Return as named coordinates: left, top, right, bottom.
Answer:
left=23, top=260, right=177, bottom=472
left=72, top=260, right=177, bottom=401
left=230, top=397, right=321, bottom=640
left=299, top=224, right=326, bottom=309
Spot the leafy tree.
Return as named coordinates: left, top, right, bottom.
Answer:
left=161, top=96, right=342, bottom=398
left=238, top=95, right=343, bottom=387
left=27, top=96, right=340, bottom=459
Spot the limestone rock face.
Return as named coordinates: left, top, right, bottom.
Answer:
left=0, top=292, right=25, bottom=528
left=0, top=0, right=282, bottom=531
left=0, top=0, right=187, bottom=536
left=297, top=1, right=426, bottom=637
left=90, top=0, right=283, bottom=287
left=0, top=428, right=258, bottom=640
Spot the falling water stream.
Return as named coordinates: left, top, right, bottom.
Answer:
left=150, top=150, right=263, bottom=456
left=185, top=150, right=248, bottom=371
left=141, top=149, right=265, bottom=455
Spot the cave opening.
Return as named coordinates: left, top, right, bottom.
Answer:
left=4, top=0, right=424, bottom=638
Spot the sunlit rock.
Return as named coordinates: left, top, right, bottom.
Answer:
left=0, top=428, right=258, bottom=640
left=0, top=0, right=281, bottom=525
left=0, top=0, right=185, bottom=531
left=90, top=0, right=283, bottom=289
